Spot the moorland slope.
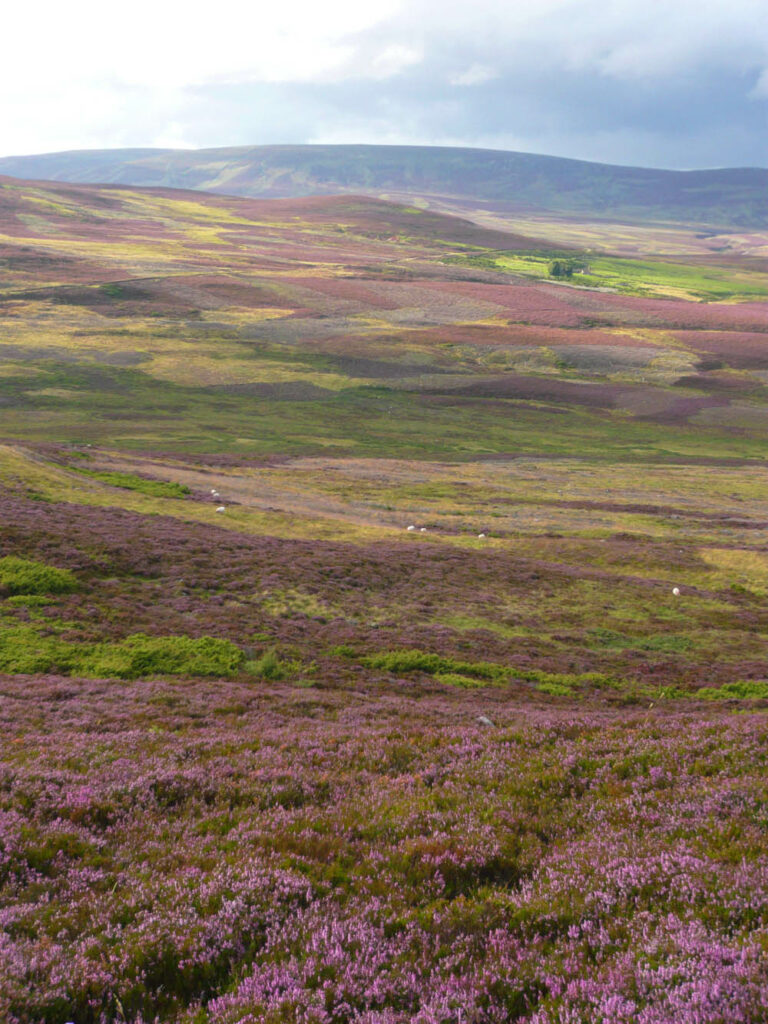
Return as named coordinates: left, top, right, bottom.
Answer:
left=1, top=170, right=767, bottom=689
left=2, top=173, right=768, bottom=1022
left=1, top=143, right=766, bottom=229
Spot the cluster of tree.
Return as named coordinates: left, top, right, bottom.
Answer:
left=548, top=259, right=590, bottom=278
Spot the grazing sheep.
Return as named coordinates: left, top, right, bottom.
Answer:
left=478, top=533, right=486, bottom=539
left=215, top=506, right=226, bottom=513
left=477, top=715, right=494, bottom=727
left=419, top=527, right=427, bottom=533
left=672, top=586, right=680, bottom=596
left=407, top=525, right=416, bottom=531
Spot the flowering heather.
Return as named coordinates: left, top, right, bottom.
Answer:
left=0, top=176, right=767, bottom=1022
left=0, top=674, right=767, bottom=1022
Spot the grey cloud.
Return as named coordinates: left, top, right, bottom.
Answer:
left=166, top=0, right=768, bottom=168
left=23, top=0, right=763, bottom=168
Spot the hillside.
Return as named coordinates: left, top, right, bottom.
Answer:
left=1, top=173, right=768, bottom=461
left=2, top=174, right=768, bottom=1021
left=1, top=143, right=766, bottom=230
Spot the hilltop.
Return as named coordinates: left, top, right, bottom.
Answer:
left=1, top=143, right=766, bottom=231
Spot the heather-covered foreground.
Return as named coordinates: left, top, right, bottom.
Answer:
left=1, top=674, right=767, bottom=1023
left=1, top=454, right=768, bottom=1021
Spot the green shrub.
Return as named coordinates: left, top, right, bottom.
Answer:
left=695, top=680, right=768, bottom=701
left=352, top=648, right=619, bottom=693
left=329, top=644, right=357, bottom=659
left=0, top=556, right=78, bottom=596
left=244, top=648, right=290, bottom=680
left=0, top=625, right=71, bottom=674
left=536, top=681, right=575, bottom=696
left=363, top=649, right=506, bottom=681
left=636, top=634, right=692, bottom=653
left=0, top=627, right=243, bottom=679
left=434, top=672, right=488, bottom=689
left=85, top=635, right=244, bottom=679
left=517, top=668, right=614, bottom=689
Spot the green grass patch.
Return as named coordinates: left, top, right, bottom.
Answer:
left=261, top=588, right=338, bottom=620
left=694, top=680, right=768, bottom=701
left=356, top=648, right=617, bottom=693
left=444, top=249, right=768, bottom=301
left=4, top=594, right=55, bottom=607
left=5, top=361, right=768, bottom=463
left=517, top=668, right=615, bottom=691
left=71, top=467, right=191, bottom=498
left=0, top=626, right=243, bottom=679
left=587, top=628, right=693, bottom=654
left=0, top=556, right=78, bottom=596
left=362, top=648, right=507, bottom=682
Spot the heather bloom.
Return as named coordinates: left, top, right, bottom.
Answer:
left=1, top=668, right=767, bottom=1022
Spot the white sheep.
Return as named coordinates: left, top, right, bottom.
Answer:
left=407, top=525, right=416, bottom=531
left=478, top=533, right=486, bottom=539
left=419, top=527, right=427, bottom=533
left=672, top=587, right=680, bottom=596
left=215, top=506, right=226, bottom=513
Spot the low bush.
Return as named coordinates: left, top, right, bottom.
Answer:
left=0, top=556, right=78, bottom=596
left=244, top=648, right=290, bottom=680
left=0, top=627, right=243, bottom=679
left=536, top=680, right=575, bottom=696
left=695, top=680, right=768, bottom=701
left=359, top=649, right=615, bottom=694
left=433, top=671, right=488, bottom=689
left=362, top=648, right=506, bottom=681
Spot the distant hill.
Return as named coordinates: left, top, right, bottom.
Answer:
left=0, top=144, right=765, bottom=230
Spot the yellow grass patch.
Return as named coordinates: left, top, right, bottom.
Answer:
left=699, top=547, right=768, bottom=595
left=144, top=354, right=372, bottom=389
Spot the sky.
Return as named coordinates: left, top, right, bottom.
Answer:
left=2, top=0, right=766, bottom=169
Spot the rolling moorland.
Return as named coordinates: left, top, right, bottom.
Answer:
left=2, top=143, right=768, bottom=232
left=1, top=170, right=768, bottom=1021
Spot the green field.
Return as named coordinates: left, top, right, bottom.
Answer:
left=446, top=249, right=768, bottom=301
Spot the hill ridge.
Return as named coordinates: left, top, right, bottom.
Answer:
left=0, top=143, right=765, bottom=229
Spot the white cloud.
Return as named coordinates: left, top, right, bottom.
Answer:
left=450, top=65, right=497, bottom=86
left=370, top=45, right=423, bottom=79
left=750, top=68, right=768, bottom=98
left=0, top=0, right=765, bottom=164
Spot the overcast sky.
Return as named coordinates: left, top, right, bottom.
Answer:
left=2, top=0, right=766, bottom=168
